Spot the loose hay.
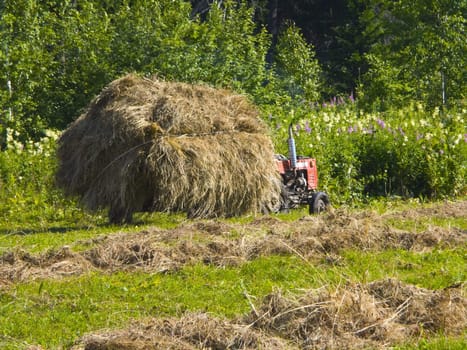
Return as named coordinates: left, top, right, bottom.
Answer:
left=56, top=74, right=281, bottom=223
left=244, top=279, right=467, bottom=349
left=71, top=281, right=466, bottom=350
left=0, top=247, right=92, bottom=285
left=1, top=203, right=466, bottom=286
left=72, top=313, right=293, bottom=350
left=2, top=201, right=466, bottom=348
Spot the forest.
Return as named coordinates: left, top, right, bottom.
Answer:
left=0, top=0, right=466, bottom=201
left=1, top=0, right=465, bottom=135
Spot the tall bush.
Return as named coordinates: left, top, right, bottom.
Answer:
left=0, top=131, right=91, bottom=227
left=1, top=0, right=322, bottom=143
left=358, top=0, right=467, bottom=110
left=0, top=0, right=114, bottom=140
left=273, top=23, right=321, bottom=103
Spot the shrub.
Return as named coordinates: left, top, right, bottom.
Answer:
left=0, top=130, right=92, bottom=228
left=266, top=102, right=466, bottom=203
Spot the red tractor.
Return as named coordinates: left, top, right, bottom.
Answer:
left=276, top=124, right=330, bottom=214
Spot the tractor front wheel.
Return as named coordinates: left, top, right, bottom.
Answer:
left=309, top=192, right=330, bottom=214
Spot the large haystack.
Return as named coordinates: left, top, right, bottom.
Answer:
left=56, top=74, right=281, bottom=223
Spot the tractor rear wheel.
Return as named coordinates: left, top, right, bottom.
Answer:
left=309, top=192, right=330, bottom=214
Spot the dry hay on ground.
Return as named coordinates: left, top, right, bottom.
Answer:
left=0, top=247, right=92, bottom=286
left=56, top=74, right=281, bottom=223
left=384, top=200, right=467, bottom=220
left=244, top=279, right=466, bottom=349
left=1, top=202, right=466, bottom=286
left=3, top=201, right=466, bottom=348
left=72, top=313, right=293, bottom=350
left=71, top=279, right=466, bottom=350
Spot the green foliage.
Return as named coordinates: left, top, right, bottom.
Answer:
left=1, top=0, right=465, bottom=206
left=0, top=132, right=97, bottom=231
left=358, top=53, right=414, bottom=110
left=159, top=0, right=272, bottom=96
left=358, top=0, right=467, bottom=110
left=273, top=23, right=321, bottom=102
left=1, top=0, right=466, bottom=140
left=0, top=0, right=53, bottom=140
left=43, top=0, right=114, bottom=129
left=109, top=0, right=193, bottom=76
left=0, top=0, right=115, bottom=139
left=0, top=0, right=321, bottom=141
left=267, top=102, right=466, bottom=203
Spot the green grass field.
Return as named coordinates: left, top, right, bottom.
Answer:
left=0, top=199, right=465, bottom=349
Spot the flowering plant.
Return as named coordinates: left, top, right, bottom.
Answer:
left=266, top=101, right=466, bottom=203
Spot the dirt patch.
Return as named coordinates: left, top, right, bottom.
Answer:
left=71, top=279, right=465, bottom=350
left=1, top=202, right=466, bottom=286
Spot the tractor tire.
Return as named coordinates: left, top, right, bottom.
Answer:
left=309, top=192, right=330, bottom=214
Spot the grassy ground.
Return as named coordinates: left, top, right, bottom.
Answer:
left=0, top=200, right=466, bottom=349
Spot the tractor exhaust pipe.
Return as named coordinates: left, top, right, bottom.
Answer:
left=288, top=124, right=297, bottom=168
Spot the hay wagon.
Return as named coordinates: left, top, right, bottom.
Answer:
left=56, top=74, right=282, bottom=223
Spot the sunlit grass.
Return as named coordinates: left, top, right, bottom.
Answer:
left=1, top=247, right=465, bottom=348
left=386, top=216, right=467, bottom=232
left=0, top=211, right=187, bottom=254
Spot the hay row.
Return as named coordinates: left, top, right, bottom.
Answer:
left=243, top=278, right=466, bottom=349
left=70, top=279, right=466, bottom=350
left=1, top=207, right=465, bottom=286
left=73, top=313, right=292, bottom=350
